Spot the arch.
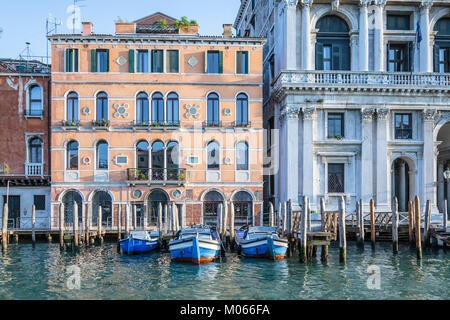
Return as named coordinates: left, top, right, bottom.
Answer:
left=28, top=83, right=43, bottom=115
left=166, top=91, right=179, bottom=125
left=96, top=91, right=108, bottom=121
left=236, top=92, right=249, bottom=125
left=236, top=141, right=249, bottom=171
left=232, top=190, right=253, bottom=226
left=92, top=190, right=113, bottom=227
left=207, top=140, right=220, bottom=170
left=87, top=188, right=115, bottom=202
left=28, top=136, right=43, bottom=164
left=151, top=140, right=165, bottom=180
left=96, top=140, right=109, bottom=170
left=136, top=91, right=149, bottom=124
left=200, top=188, right=226, bottom=202
left=434, top=116, right=450, bottom=141
left=430, top=8, right=450, bottom=32
left=207, top=92, right=220, bottom=125
left=310, top=6, right=357, bottom=31
left=136, top=140, right=149, bottom=172
left=147, top=188, right=169, bottom=225
left=390, top=154, right=416, bottom=172
left=57, top=188, right=85, bottom=203
left=315, top=15, right=350, bottom=33
left=166, top=140, right=180, bottom=180
left=66, top=91, right=79, bottom=122
left=230, top=189, right=256, bottom=202
left=202, top=189, right=226, bottom=227
left=62, top=190, right=83, bottom=224
left=66, top=140, right=79, bottom=170
left=152, top=92, right=164, bottom=124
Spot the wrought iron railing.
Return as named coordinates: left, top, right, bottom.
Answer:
left=127, top=168, right=186, bottom=183
left=202, top=120, right=222, bottom=128
left=234, top=121, right=251, bottom=127
left=134, top=120, right=180, bottom=128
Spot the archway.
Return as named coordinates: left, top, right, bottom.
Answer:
left=232, top=191, right=253, bottom=227
left=437, top=121, right=450, bottom=214
left=147, top=189, right=169, bottom=225
left=92, top=191, right=112, bottom=228
left=392, top=159, right=411, bottom=212
left=203, top=190, right=224, bottom=227
left=62, top=190, right=83, bottom=225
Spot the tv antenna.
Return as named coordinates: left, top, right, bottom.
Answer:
left=72, top=0, right=87, bottom=34
left=46, top=14, right=62, bottom=65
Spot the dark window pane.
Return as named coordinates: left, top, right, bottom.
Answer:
left=67, top=141, right=79, bottom=170
left=327, top=113, right=344, bottom=138
left=34, top=195, right=45, bottom=210
left=328, top=164, right=344, bottom=193
left=208, top=51, right=220, bottom=73
left=207, top=142, right=220, bottom=170
left=394, top=113, right=412, bottom=139
left=387, top=14, right=411, bottom=30
left=236, top=142, right=249, bottom=170
left=137, top=50, right=149, bottom=73
left=167, top=50, right=179, bottom=73
left=152, top=93, right=164, bottom=123
left=97, top=141, right=108, bottom=169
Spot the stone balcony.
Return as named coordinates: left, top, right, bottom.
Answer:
left=273, top=70, right=450, bottom=96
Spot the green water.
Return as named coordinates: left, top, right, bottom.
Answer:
left=0, top=243, right=448, bottom=300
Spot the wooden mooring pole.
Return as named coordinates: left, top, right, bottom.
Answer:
left=277, top=202, right=282, bottom=233
left=424, top=200, right=431, bottom=248
left=125, top=204, right=130, bottom=238
left=98, top=206, right=103, bottom=244
left=299, top=197, right=308, bottom=263
left=157, top=203, right=162, bottom=241
left=358, top=200, right=365, bottom=249
left=164, top=204, right=168, bottom=235
left=133, top=205, right=137, bottom=231
left=414, top=196, right=422, bottom=260
left=444, top=199, right=448, bottom=230
left=217, top=203, right=223, bottom=240
left=59, top=203, right=64, bottom=250
left=223, top=201, right=228, bottom=248
left=2, top=203, right=8, bottom=251
left=338, top=197, right=347, bottom=263
left=85, top=203, right=91, bottom=247
left=73, top=201, right=79, bottom=248
left=117, top=205, right=122, bottom=241
left=370, top=199, right=375, bottom=249
left=320, top=197, right=328, bottom=263
left=408, top=200, right=414, bottom=247
left=269, top=202, right=274, bottom=227
left=230, top=202, right=235, bottom=250
left=392, top=197, right=399, bottom=254
left=31, top=205, right=36, bottom=246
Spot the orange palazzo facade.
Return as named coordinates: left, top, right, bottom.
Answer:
left=48, top=13, right=265, bottom=231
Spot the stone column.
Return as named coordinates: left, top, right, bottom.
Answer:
left=359, top=0, right=370, bottom=71
left=374, top=0, right=386, bottom=71
left=423, top=109, right=437, bottom=211
left=302, top=107, right=316, bottom=206
left=286, top=0, right=298, bottom=70
left=301, top=0, right=313, bottom=70
left=376, top=108, right=390, bottom=211
left=361, top=108, right=375, bottom=207
left=419, top=1, right=433, bottom=73
left=438, top=161, right=445, bottom=212
left=280, top=105, right=301, bottom=206
left=399, top=161, right=406, bottom=212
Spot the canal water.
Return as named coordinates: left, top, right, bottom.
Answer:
left=0, top=243, right=448, bottom=300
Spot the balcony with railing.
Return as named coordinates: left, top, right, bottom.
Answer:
left=25, top=163, right=43, bottom=176
left=133, top=120, right=181, bottom=130
left=127, top=168, right=186, bottom=185
left=202, top=120, right=222, bottom=128
left=273, top=70, right=450, bottom=93
left=24, top=109, right=44, bottom=119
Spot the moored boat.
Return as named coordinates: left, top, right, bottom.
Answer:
left=169, top=225, right=221, bottom=264
left=120, top=230, right=160, bottom=255
left=235, top=226, right=288, bottom=260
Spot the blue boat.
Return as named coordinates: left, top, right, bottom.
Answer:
left=120, top=230, right=160, bottom=255
left=169, top=225, right=221, bottom=264
left=235, top=226, right=288, bottom=260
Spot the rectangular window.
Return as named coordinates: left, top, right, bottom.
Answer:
left=33, top=195, right=45, bottom=211
left=387, top=14, right=411, bottom=30
left=95, top=49, right=109, bottom=72
left=236, top=51, right=249, bottom=74
left=207, top=51, right=223, bottom=74
left=388, top=43, right=411, bottom=72
left=395, top=113, right=413, bottom=139
left=327, top=113, right=344, bottom=138
left=151, top=50, right=164, bottom=73
left=439, top=47, right=450, bottom=73
left=65, top=48, right=79, bottom=72
left=166, top=50, right=179, bottom=73
left=137, top=50, right=149, bottom=73
left=328, top=164, right=345, bottom=193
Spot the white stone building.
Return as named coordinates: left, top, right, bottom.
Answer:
left=234, top=0, right=450, bottom=213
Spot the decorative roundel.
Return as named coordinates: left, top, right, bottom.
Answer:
left=223, top=108, right=232, bottom=116
left=82, top=157, right=91, bottom=165
left=224, top=157, right=232, bottom=165
left=113, top=103, right=129, bottom=118
left=82, top=107, right=90, bottom=115
left=172, top=190, right=182, bottom=199
left=133, top=189, right=143, bottom=199
left=184, top=104, right=200, bottom=119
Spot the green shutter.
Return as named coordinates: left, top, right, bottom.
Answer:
left=332, top=45, right=341, bottom=70
left=219, top=51, right=223, bottom=74
left=74, top=49, right=79, bottom=72
left=244, top=52, right=249, bottom=74
left=65, top=49, right=69, bottom=72
left=169, top=50, right=179, bottom=73
left=106, top=49, right=110, bottom=72
left=315, top=43, right=324, bottom=70
left=236, top=52, right=242, bottom=74
left=157, top=50, right=163, bottom=72
left=434, top=44, right=440, bottom=72
left=91, top=49, right=97, bottom=72
left=205, top=50, right=208, bottom=73
left=129, top=49, right=135, bottom=73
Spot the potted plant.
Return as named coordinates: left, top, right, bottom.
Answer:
left=177, top=171, right=186, bottom=181
left=335, top=135, right=343, bottom=141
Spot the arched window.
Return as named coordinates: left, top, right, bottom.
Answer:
left=167, top=92, right=179, bottom=125
left=236, top=93, right=248, bottom=126
left=152, top=92, right=164, bottom=124
left=315, top=15, right=350, bottom=71
left=136, top=92, right=149, bottom=125
left=207, top=93, right=220, bottom=126
left=434, top=18, right=450, bottom=73
left=135, top=140, right=149, bottom=180
left=207, top=141, right=220, bottom=170
left=233, top=191, right=253, bottom=226
left=67, top=92, right=79, bottom=123
left=29, top=85, right=43, bottom=116
left=151, top=140, right=165, bottom=180
left=96, top=140, right=108, bottom=169
left=67, top=140, right=79, bottom=170
left=236, top=141, right=249, bottom=171
left=148, top=189, right=169, bottom=225
left=166, top=141, right=179, bottom=180
left=29, top=137, right=43, bottom=164
left=62, top=191, right=83, bottom=225
left=203, top=191, right=224, bottom=227
left=96, top=92, right=108, bottom=121
left=92, top=191, right=112, bottom=227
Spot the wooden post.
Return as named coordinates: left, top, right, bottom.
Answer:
left=31, top=204, right=36, bottom=246
left=85, top=203, right=90, bottom=247
left=359, top=200, right=365, bottom=248
left=338, top=197, right=347, bottom=263
left=133, top=205, right=137, bottom=231
left=230, top=202, right=235, bottom=250
left=370, top=199, right=375, bottom=249
left=98, top=206, right=103, bottom=243
left=223, top=201, right=228, bottom=243
left=2, top=203, right=8, bottom=250
left=157, top=203, right=163, bottom=240
left=414, top=196, right=422, bottom=260
left=164, top=204, right=168, bottom=235
left=424, top=200, right=431, bottom=248
left=306, top=199, right=311, bottom=232
left=444, top=199, right=448, bottom=230
left=283, top=202, right=287, bottom=237
left=143, top=203, right=148, bottom=230
left=73, top=201, right=79, bottom=248
left=392, top=197, right=399, bottom=254
left=408, top=200, right=414, bottom=246
left=217, top=203, right=223, bottom=239
left=125, top=204, right=130, bottom=238
left=117, top=205, right=122, bottom=240
left=59, top=203, right=65, bottom=250
left=299, top=197, right=308, bottom=263
left=288, top=199, right=293, bottom=236
left=269, top=202, right=274, bottom=227
left=319, top=197, right=328, bottom=262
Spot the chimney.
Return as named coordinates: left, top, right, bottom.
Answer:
left=223, top=24, right=233, bottom=38
left=82, top=22, right=94, bottom=36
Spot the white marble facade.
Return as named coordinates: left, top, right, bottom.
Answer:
left=235, top=0, right=450, bottom=213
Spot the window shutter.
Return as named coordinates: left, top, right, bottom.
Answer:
left=171, top=51, right=179, bottom=73
left=315, top=43, right=324, bottom=70
left=332, top=45, right=342, bottom=70
left=106, top=49, right=110, bottom=72
left=236, top=52, right=242, bottom=73
left=387, top=42, right=391, bottom=72
left=219, top=51, right=224, bottom=74
left=406, top=42, right=412, bottom=72
left=91, top=49, right=97, bottom=72
left=65, top=49, right=69, bottom=72
left=205, top=51, right=208, bottom=73
left=244, top=52, right=249, bottom=74
left=129, top=49, right=135, bottom=73
left=433, top=44, right=440, bottom=72
left=342, top=43, right=350, bottom=71
left=157, top=50, right=163, bottom=72
left=74, top=49, right=79, bottom=72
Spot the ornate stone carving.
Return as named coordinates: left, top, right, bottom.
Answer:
left=280, top=104, right=301, bottom=121
left=423, top=109, right=437, bottom=121
left=331, top=0, right=339, bottom=11
left=359, top=0, right=371, bottom=7
left=435, top=111, right=450, bottom=125
left=376, top=108, right=389, bottom=120
left=361, top=108, right=375, bottom=121
left=302, top=107, right=316, bottom=120
left=374, top=0, right=387, bottom=6
left=113, top=103, right=129, bottom=119
left=421, top=0, right=433, bottom=8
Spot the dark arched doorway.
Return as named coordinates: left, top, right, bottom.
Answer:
left=92, top=191, right=112, bottom=228
left=203, top=191, right=224, bottom=227
left=233, top=191, right=253, bottom=227
left=148, top=189, right=169, bottom=225
left=62, top=190, right=83, bottom=225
